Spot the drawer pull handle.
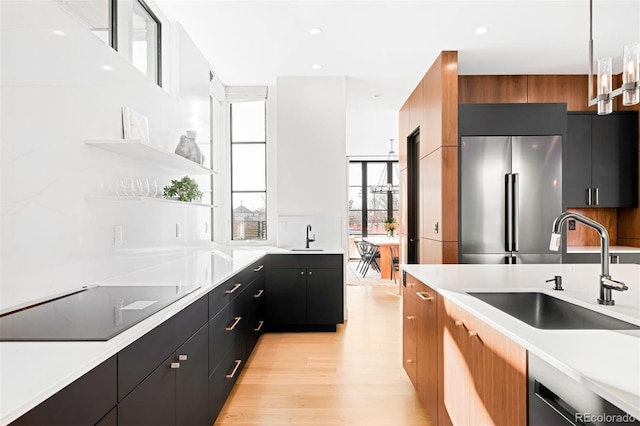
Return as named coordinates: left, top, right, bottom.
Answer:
left=170, top=362, right=180, bottom=369
left=226, top=316, right=242, bottom=331
left=226, top=360, right=242, bottom=379
left=406, top=315, right=415, bottom=320
left=254, top=320, right=265, bottom=332
left=455, top=320, right=464, bottom=327
left=308, top=271, right=313, bottom=275
left=468, top=330, right=479, bottom=337
left=406, top=359, right=414, bottom=363
left=254, top=289, right=264, bottom=298
left=178, top=354, right=187, bottom=361
left=417, top=292, right=433, bottom=301
left=254, top=265, right=264, bottom=272
left=300, top=271, right=305, bottom=275
left=226, top=283, right=242, bottom=294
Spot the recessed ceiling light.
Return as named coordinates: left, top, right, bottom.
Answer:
left=475, top=26, right=488, bottom=35
left=52, top=30, right=65, bottom=36
left=312, top=64, right=322, bottom=70
left=309, top=27, right=322, bottom=35
left=101, top=65, right=114, bottom=71
left=373, top=94, right=382, bottom=98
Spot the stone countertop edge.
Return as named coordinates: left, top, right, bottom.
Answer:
left=401, top=263, right=640, bottom=419
left=567, top=245, right=640, bottom=254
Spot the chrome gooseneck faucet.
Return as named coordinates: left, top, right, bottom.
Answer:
left=305, top=224, right=315, bottom=249
left=549, top=212, right=628, bottom=305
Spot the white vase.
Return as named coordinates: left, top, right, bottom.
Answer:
left=175, top=130, right=202, bottom=164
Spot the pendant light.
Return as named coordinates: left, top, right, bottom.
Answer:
left=370, top=139, right=399, bottom=194
left=588, top=0, right=640, bottom=114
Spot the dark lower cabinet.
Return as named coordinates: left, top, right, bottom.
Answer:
left=118, top=356, right=175, bottom=426
left=95, top=407, right=117, bottom=426
left=244, top=276, right=266, bottom=355
left=207, top=348, right=239, bottom=425
left=176, top=324, right=209, bottom=426
left=267, top=254, right=344, bottom=328
left=268, top=268, right=307, bottom=325
left=118, top=327, right=209, bottom=425
left=306, top=268, right=343, bottom=325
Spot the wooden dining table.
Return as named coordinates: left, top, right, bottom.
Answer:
left=363, top=235, right=400, bottom=279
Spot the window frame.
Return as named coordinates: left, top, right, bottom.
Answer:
left=229, top=101, right=268, bottom=242
left=348, top=160, right=399, bottom=237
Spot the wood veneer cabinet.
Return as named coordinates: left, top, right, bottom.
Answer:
left=437, top=295, right=527, bottom=426
left=402, top=273, right=438, bottom=421
left=402, top=273, right=527, bottom=426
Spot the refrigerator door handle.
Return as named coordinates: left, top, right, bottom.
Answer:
left=505, top=173, right=513, bottom=252
left=512, top=173, right=519, bottom=252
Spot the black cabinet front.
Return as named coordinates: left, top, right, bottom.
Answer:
left=565, top=112, right=638, bottom=208
left=307, top=268, right=343, bottom=325
left=267, top=254, right=344, bottom=329
left=268, top=268, right=307, bottom=325
left=176, top=324, right=209, bottom=426
left=118, top=356, right=175, bottom=426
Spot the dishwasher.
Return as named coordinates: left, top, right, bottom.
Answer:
left=528, top=353, right=639, bottom=425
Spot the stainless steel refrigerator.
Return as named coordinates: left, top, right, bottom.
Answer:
left=460, top=135, right=562, bottom=264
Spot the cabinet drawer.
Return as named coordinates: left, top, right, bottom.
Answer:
left=11, top=355, right=117, bottom=426
left=207, top=348, right=239, bottom=425
left=208, top=301, right=245, bottom=375
left=269, top=254, right=342, bottom=269
left=118, top=355, right=175, bottom=426
left=118, top=296, right=207, bottom=400
left=209, top=259, right=264, bottom=319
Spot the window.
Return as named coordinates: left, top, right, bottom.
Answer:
left=348, top=161, right=399, bottom=237
left=56, top=0, right=161, bottom=86
left=230, top=101, right=267, bottom=241
left=129, top=0, right=160, bottom=85
left=56, top=0, right=113, bottom=46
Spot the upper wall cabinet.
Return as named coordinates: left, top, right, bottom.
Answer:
left=565, top=112, right=638, bottom=208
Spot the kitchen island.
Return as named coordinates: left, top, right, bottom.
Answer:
left=402, top=263, right=640, bottom=422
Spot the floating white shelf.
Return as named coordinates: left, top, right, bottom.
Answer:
left=87, top=195, right=214, bottom=208
left=85, top=139, right=216, bottom=175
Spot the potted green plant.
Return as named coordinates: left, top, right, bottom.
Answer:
left=163, top=176, right=203, bottom=202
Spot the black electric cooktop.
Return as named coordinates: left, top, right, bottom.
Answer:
left=0, top=285, right=200, bottom=341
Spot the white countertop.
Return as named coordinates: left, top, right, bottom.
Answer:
left=568, top=245, right=640, bottom=254
left=0, top=245, right=346, bottom=425
left=402, top=263, right=640, bottom=419
left=0, top=247, right=267, bottom=425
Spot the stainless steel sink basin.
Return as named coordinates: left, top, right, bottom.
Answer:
left=467, top=292, right=640, bottom=330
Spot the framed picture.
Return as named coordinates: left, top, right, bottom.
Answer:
left=122, top=107, right=149, bottom=143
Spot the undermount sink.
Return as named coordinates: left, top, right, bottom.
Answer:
left=290, top=248, right=324, bottom=251
left=467, top=292, right=640, bottom=330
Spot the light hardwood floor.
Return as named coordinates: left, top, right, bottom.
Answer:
left=214, top=284, right=433, bottom=425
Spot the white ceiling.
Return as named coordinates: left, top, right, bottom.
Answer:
left=154, top=0, right=640, bottom=111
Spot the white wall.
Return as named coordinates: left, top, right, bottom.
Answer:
left=0, top=1, right=211, bottom=310
left=275, top=77, right=347, bottom=249
left=346, top=108, right=399, bottom=157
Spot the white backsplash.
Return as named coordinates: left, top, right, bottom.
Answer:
left=276, top=215, right=344, bottom=250
left=0, top=1, right=212, bottom=310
